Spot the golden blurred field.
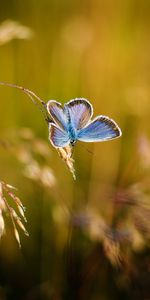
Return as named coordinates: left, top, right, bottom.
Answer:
left=0, top=1, right=150, bottom=299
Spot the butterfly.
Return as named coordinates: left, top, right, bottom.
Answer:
left=47, top=98, right=122, bottom=148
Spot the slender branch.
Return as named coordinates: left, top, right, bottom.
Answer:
left=0, top=81, right=50, bottom=124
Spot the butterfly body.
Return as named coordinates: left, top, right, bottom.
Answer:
left=47, top=98, right=122, bottom=148
left=65, top=108, right=78, bottom=144
left=68, top=125, right=77, bottom=145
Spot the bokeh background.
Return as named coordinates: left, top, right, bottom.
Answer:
left=0, top=0, right=150, bottom=299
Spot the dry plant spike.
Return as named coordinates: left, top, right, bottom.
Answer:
left=57, top=145, right=76, bottom=180
left=11, top=208, right=29, bottom=236
left=14, top=227, right=21, bottom=248
left=0, top=209, right=5, bottom=238
left=2, top=194, right=22, bottom=248
left=0, top=20, right=33, bottom=45
left=17, top=206, right=27, bottom=223
left=0, top=183, right=6, bottom=211
left=0, top=180, right=28, bottom=247
left=4, top=183, right=17, bottom=190
left=2, top=182, right=27, bottom=222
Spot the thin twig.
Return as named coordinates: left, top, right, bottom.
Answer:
left=0, top=81, right=50, bottom=124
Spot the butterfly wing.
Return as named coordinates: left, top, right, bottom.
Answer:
left=47, top=100, right=68, bottom=130
left=49, top=123, right=70, bottom=148
left=65, top=98, right=93, bottom=130
left=77, top=116, right=122, bottom=142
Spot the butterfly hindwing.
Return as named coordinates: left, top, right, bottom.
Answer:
left=47, top=100, right=68, bottom=130
left=65, top=98, right=93, bottom=130
left=49, top=123, right=70, bottom=148
left=77, top=116, right=121, bottom=142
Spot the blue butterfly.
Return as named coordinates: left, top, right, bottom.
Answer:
left=47, top=98, right=122, bottom=148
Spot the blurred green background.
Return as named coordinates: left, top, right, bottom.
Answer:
left=0, top=0, right=150, bottom=299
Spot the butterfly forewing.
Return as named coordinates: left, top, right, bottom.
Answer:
left=65, top=98, right=93, bottom=130
left=77, top=116, right=121, bottom=142
left=49, top=123, right=70, bottom=147
left=47, top=100, right=68, bottom=130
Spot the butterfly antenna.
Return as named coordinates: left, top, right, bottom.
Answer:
left=79, top=143, right=93, bottom=155
left=0, top=82, right=50, bottom=124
